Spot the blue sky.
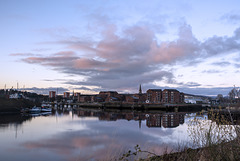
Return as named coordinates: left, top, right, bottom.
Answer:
left=1, top=0, right=240, bottom=96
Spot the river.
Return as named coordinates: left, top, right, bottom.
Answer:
left=0, top=109, right=203, bottom=161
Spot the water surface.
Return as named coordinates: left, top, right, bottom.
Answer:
left=0, top=109, right=197, bottom=161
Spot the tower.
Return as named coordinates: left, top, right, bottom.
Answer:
left=139, top=84, right=142, bottom=94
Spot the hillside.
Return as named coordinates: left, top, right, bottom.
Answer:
left=0, top=98, right=38, bottom=114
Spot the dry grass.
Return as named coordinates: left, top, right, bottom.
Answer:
left=118, top=108, right=240, bottom=161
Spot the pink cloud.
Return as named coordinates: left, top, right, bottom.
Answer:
left=10, top=53, right=34, bottom=57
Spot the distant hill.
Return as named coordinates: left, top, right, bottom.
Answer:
left=0, top=97, right=39, bottom=114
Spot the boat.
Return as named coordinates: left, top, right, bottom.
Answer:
left=41, top=104, right=52, bottom=112
left=40, top=112, right=52, bottom=116
left=41, top=107, right=52, bottom=112
left=28, top=106, right=41, bottom=113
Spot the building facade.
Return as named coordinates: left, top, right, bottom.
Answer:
left=146, top=89, right=162, bottom=103
left=162, top=89, right=184, bottom=104
left=49, top=91, right=56, bottom=98
left=64, top=92, right=70, bottom=98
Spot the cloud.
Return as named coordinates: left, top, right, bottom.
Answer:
left=202, top=70, right=221, bottom=74
left=211, top=61, right=231, bottom=67
left=221, top=12, right=240, bottom=24
left=10, top=53, right=34, bottom=57
left=24, top=87, right=69, bottom=94
left=202, top=27, right=240, bottom=56
left=16, top=19, right=240, bottom=94
left=184, top=82, right=201, bottom=87
left=234, top=63, right=240, bottom=68
left=31, top=48, right=51, bottom=52
left=20, top=115, right=177, bottom=160
left=179, top=87, right=234, bottom=96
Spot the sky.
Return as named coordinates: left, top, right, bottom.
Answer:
left=1, top=0, right=240, bottom=96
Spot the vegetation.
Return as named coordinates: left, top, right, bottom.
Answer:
left=0, top=97, right=38, bottom=113
left=119, top=109, right=240, bottom=161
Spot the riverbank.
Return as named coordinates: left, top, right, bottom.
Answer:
left=146, top=139, right=240, bottom=161
left=118, top=135, right=240, bottom=161
left=0, top=98, right=37, bottom=114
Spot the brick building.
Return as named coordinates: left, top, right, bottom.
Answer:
left=49, top=91, right=56, bottom=98
left=78, top=95, right=92, bottom=103
left=124, top=94, right=139, bottom=103
left=64, top=92, right=70, bottom=98
left=98, top=91, right=122, bottom=102
left=146, top=89, right=162, bottom=103
left=162, top=89, right=184, bottom=104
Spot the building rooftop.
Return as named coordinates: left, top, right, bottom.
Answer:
left=147, top=89, right=162, bottom=91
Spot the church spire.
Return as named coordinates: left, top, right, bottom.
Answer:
left=139, top=84, right=142, bottom=94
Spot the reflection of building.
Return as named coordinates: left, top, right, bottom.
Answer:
left=162, top=113, right=180, bottom=128
left=146, top=114, right=161, bottom=127
left=208, top=110, right=240, bottom=125
left=73, top=109, right=186, bottom=129
left=125, top=113, right=134, bottom=120
left=179, top=114, right=185, bottom=124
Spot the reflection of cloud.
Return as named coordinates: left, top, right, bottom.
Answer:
left=24, top=139, right=74, bottom=155
left=21, top=119, right=178, bottom=160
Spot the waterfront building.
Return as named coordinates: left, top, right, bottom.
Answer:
left=127, top=84, right=147, bottom=103
left=64, top=92, right=70, bottom=98
left=78, top=95, right=92, bottom=103
left=162, top=89, right=184, bottom=104
left=9, top=93, right=22, bottom=99
left=49, top=91, right=56, bottom=98
left=124, top=94, right=139, bottom=103
left=184, top=94, right=209, bottom=104
left=146, top=89, right=162, bottom=103
left=98, top=91, right=121, bottom=102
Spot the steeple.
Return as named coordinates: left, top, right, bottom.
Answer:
left=139, top=84, right=142, bottom=94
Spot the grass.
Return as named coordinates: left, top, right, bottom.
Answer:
left=118, top=108, right=240, bottom=161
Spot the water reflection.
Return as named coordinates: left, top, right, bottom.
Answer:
left=0, top=114, right=31, bottom=125
left=208, top=109, right=240, bottom=125
left=2, top=109, right=231, bottom=161
left=74, top=109, right=186, bottom=129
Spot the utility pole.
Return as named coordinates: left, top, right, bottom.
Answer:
left=4, top=84, right=6, bottom=94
